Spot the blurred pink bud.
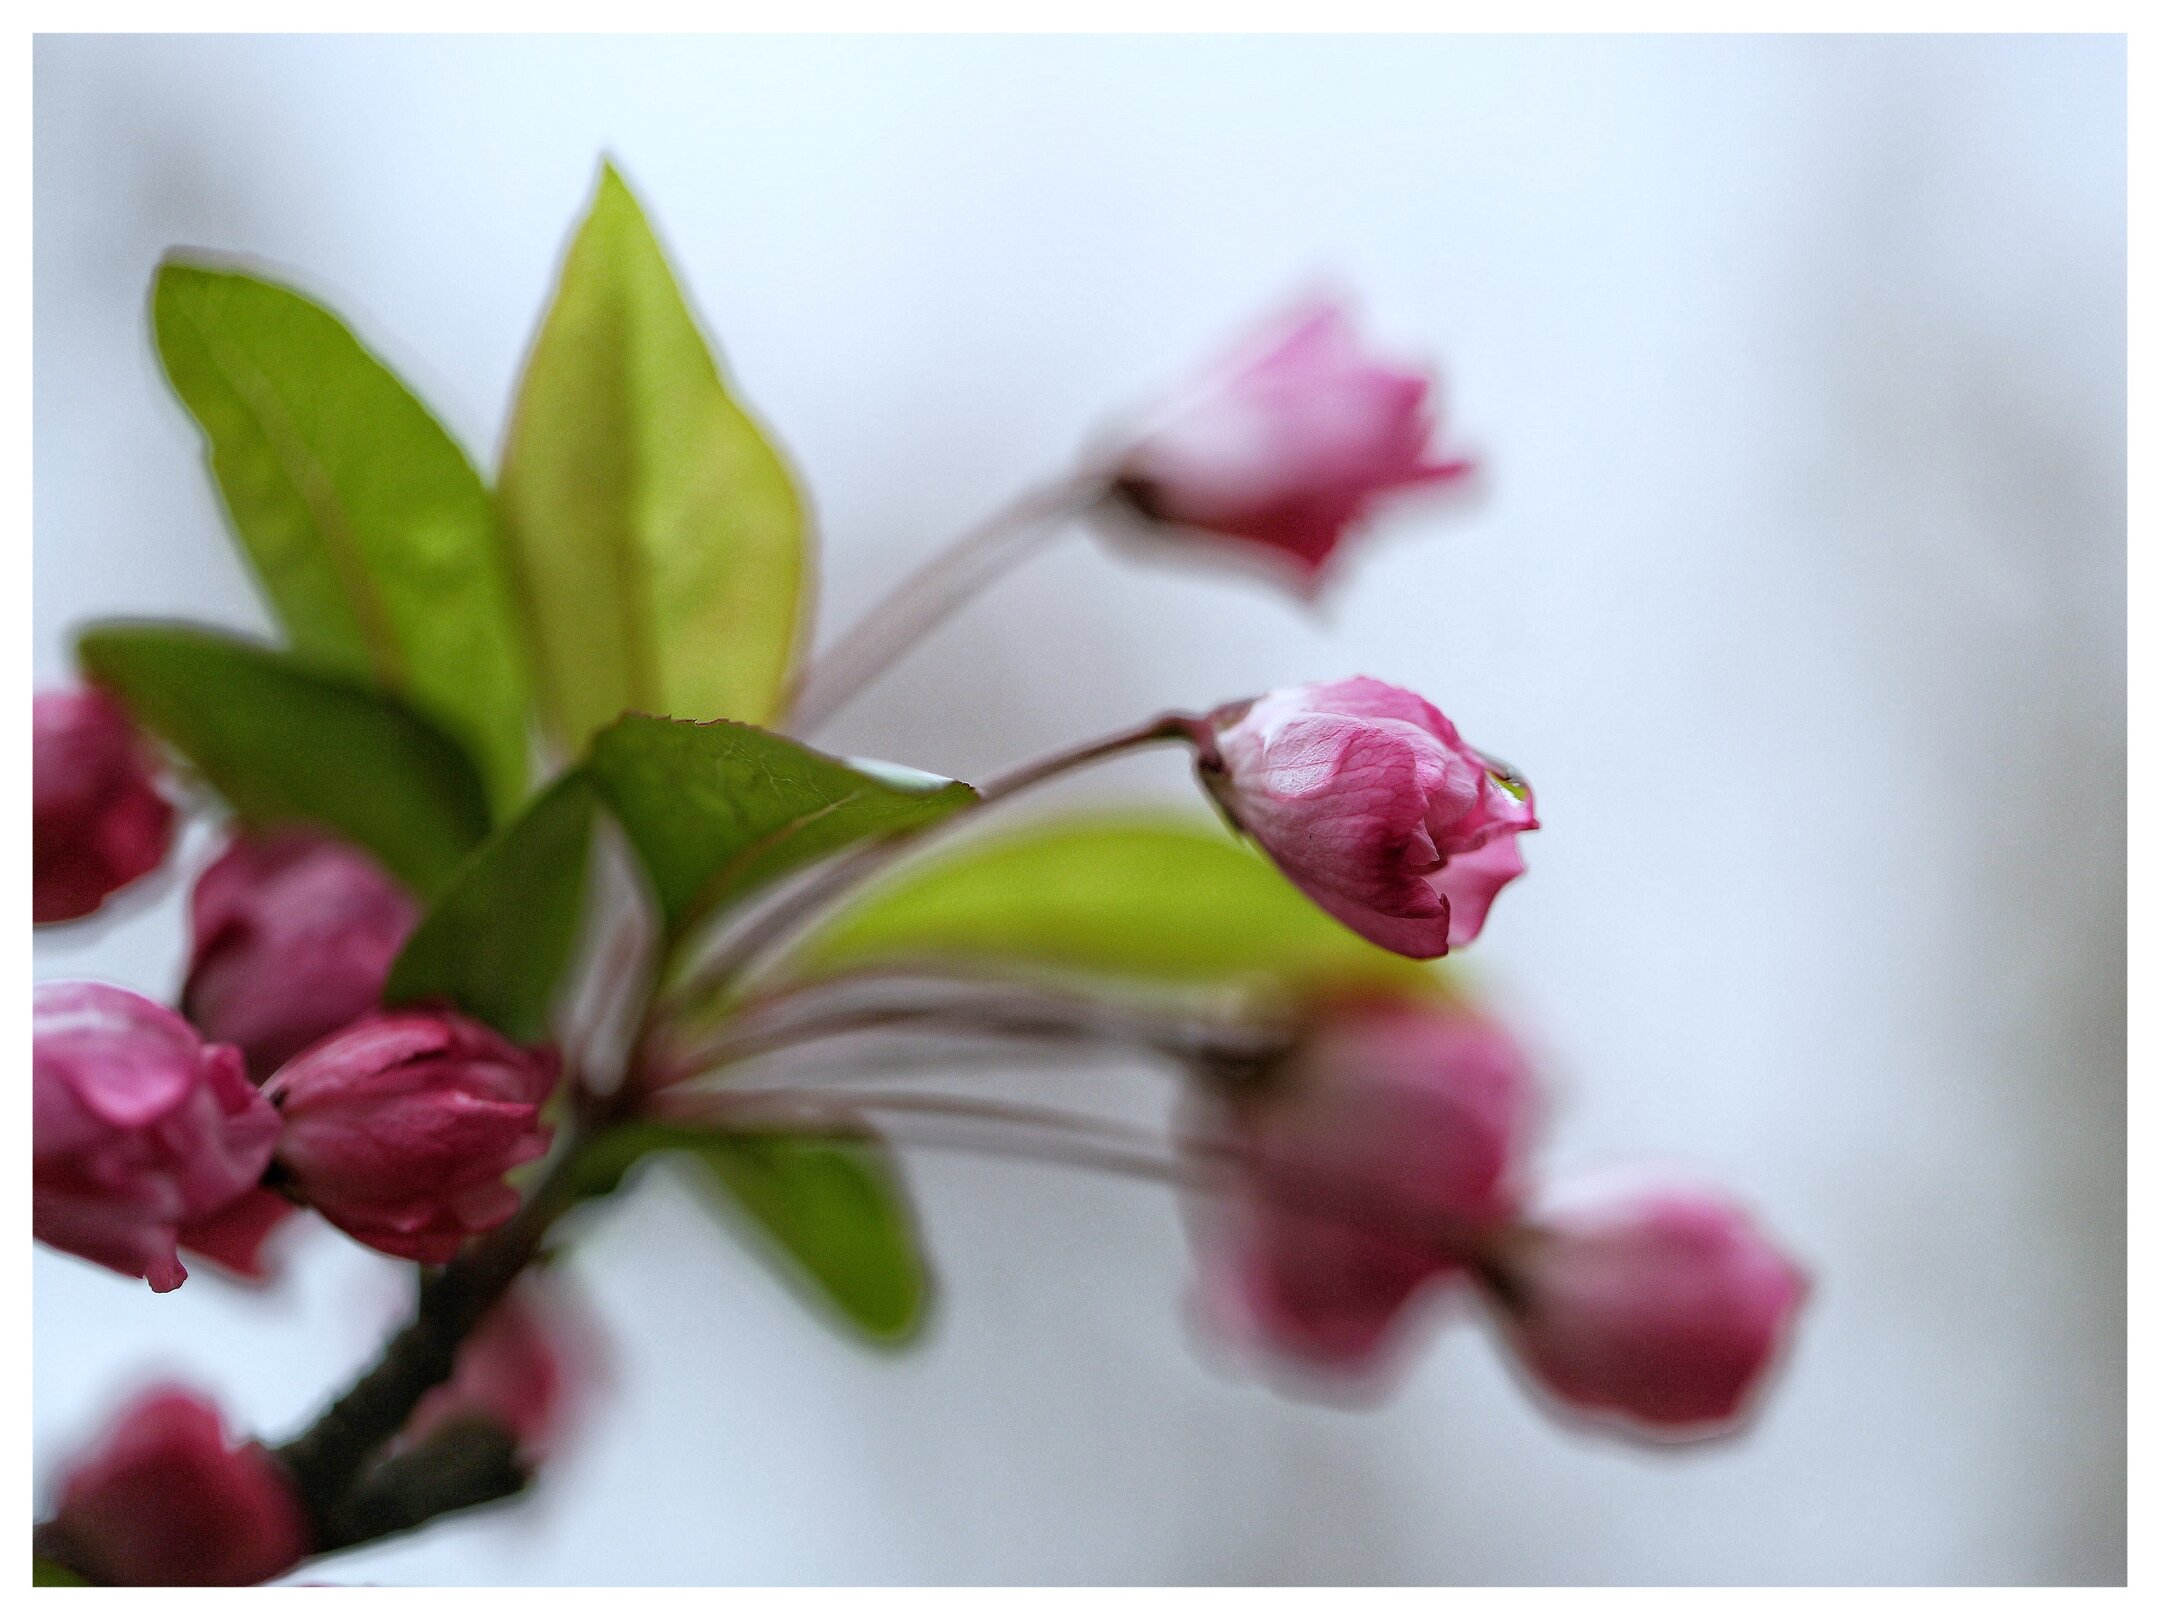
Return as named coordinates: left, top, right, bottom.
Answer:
left=34, top=687, right=176, bottom=924
left=1112, top=300, right=1472, bottom=589
left=47, top=1387, right=309, bottom=1586
left=1201, top=677, right=1537, bottom=958
left=183, top=828, right=420, bottom=1079
left=404, top=1281, right=601, bottom=1463
left=1194, top=1001, right=1537, bottom=1372
left=1485, top=1187, right=1808, bottom=1437
left=34, top=983, right=281, bottom=1293
left=268, top=1010, right=557, bottom=1264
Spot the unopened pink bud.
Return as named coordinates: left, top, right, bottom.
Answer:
left=1201, top=677, right=1536, bottom=958
left=1194, top=1000, right=1537, bottom=1372
left=268, top=1010, right=557, bottom=1264
left=1112, top=300, right=1472, bottom=590
left=183, top=828, right=419, bottom=1079
left=34, top=687, right=176, bottom=924
left=1485, top=1187, right=1808, bottom=1437
left=34, top=983, right=281, bottom=1292
left=403, top=1280, right=601, bottom=1463
left=46, top=1387, right=309, bottom=1586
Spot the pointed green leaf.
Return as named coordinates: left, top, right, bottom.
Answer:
left=586, top=714, right=976, bottom=937
left=691, top=1130, right=927, bottom=1342
left=152, top=260, right=529, bottom=813
left=384, top=771, right=598, bottom=1042
left=570, top=1121, right=928, bottom=1343
left=782, top=813, right=1439, bottom=996
left=78, top=624, right=491, bottom=898
left=500, top=163, right=809, bottom=752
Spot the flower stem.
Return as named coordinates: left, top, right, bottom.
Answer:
left=786, top=475, right=1105, bottom=735
left=660, top=711, right=1210, bottom=1018
left=658, top=969, right=1286, bottom=1083
left=670, top=1085, right=1498, bottom=1257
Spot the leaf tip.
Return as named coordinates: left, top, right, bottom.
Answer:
left=592, top=155, right=642, bottom=215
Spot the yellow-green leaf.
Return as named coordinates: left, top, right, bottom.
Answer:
left=781, top=813, right=1440, bottom=999
left=500, top=163, right=809, bottom=752
left=152, top=260, right=529, bottom=815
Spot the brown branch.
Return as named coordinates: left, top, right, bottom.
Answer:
left=271, top=1147, right=586, bottom=1543
left=311, top=1419, right=532, bottom=1557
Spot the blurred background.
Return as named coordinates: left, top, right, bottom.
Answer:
left=32, top=33, right=2124, bottom=1584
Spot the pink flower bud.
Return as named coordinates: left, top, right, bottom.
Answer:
left=267, top=1011, right=557, bottom=1264
left=403, top=1280, right=601, bottom=1463
left=182, top=828, right=420, bottom=1079
left=1112, top=300, right=1472, bottom=589
left=34, top=687, right=176, bottom=924
left=46, top=1387, right=309, bottom=1586
left=34, top=983, right=282, bottom=1293
left=1193, top=1000, right=1537, bottom=1372
left=1201, top=677, right=1537, bottom=958
left=1484, top=1187, right=1808, bottom=1437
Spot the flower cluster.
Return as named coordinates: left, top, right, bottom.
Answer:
left=34, top=175, right=1805, bottom=1586
left=1192, top=1000, right=1804, bottom=1434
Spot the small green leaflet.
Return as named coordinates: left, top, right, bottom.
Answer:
left=586, top=714, right=977, bottom=938
left=384, top=772, right=599, bottom=1042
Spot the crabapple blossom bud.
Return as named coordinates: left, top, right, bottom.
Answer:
left=34, top=983, right=281, bottom=1293
left=34, top=687, right=176, bottom=924
left=45, top=1387, right=309, bottom=1586
left=404, top=1281, right=599, bottom=1462
left=267, top=1010, right=557, bottom=1264
left=1192, top=1000, right=1537, bottom=1371
left=1484, top=1187, right=1807, bottom=1436
left=1200, top=676, right=1536, bottom=958
left=182, top=828, right=420, bottom=1079
left=1111, top=300, right=1472, bottom=590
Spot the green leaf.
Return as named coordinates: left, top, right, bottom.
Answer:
left=570, top=1121, right=928, bottom=1343
left=586, top=713, right=976, bottom=937
left=33, top=1556, right=91, bottom=1586
left=383, top=772, right=598, bottom=1042
left=781, top=812, right=1440, bottom=997
left=78, top=624, right=492, bottom=898
left=152, top=259, right=530, bottom=814
left=500, top=162, right=809, bottom=752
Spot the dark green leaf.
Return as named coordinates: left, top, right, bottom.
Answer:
left=781, top=812, right=1439, bottom=997
left=500, top=162, right=809, bottom=753
left=570, top=1120, right=928, bottom=1342
left=384, top=772, right=598, bottom=1042
left=586, top=713, right=976, bottom=937
left=152, top=259, right=529, bottom=814
left=33, top=1556, right=91, bottom=1586
left=78, top=623, right=491, bottom=898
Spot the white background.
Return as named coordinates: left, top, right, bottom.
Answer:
left=32, top=33, right=2124, bottom=1584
